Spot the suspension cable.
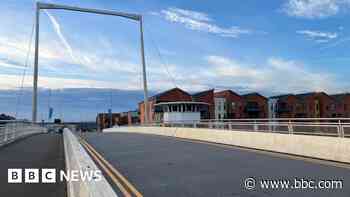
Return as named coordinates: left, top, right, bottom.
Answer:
left=15, top=14, right=36, bottom=119
left=144, top=23, right=178, bottom=88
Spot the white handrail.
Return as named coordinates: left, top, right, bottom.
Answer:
left=146, top=119, right=349, bottom=138
left=0, top=121, right=47, bottom=146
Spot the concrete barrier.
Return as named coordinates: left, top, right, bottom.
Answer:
left=104, top=126, right=350, bottom=164
left=63, top=129, right=118, bottom=197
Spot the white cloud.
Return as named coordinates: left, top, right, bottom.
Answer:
left=296, top=30, right=338, bottom=42
left=207, top=56, right=259, bottom=78
left=206, top=55, right=339, bottom=94
left=158, top=7, right=252, bottom=38
left=166, top=7, right=212, bottom=22
left=283, top=0, right=350, bottom=19
left=44, top=10, right=82, bottom=65
left=0, top=61, right=25, bottom=69
left=321, top=36, right=350, bottom=49
left=0, top=73, right=142, bottom=90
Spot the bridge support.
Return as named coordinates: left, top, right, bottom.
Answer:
left=32, top=2, right=150, bottom=123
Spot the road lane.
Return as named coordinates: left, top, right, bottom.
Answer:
left=85, top=132, right=350, bottom=197
left=0, top=133, right=66, bottom=197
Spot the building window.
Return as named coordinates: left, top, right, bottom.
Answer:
left=330, top=104, right=336, bottom=111
left=187, top=104, right=191, bottom=111
left=232, top=102, right=236, bottom=110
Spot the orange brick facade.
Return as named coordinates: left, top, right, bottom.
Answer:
left=138, top=88, right=350, bottom=123
left=214, top=90, right=245, bottom=119
left=270, top=92, right=350, bottom=118
left=192, top=89, right=215, bottom=119
left=242, top=93, right=268, bottom=118
left=139, top=88, right=193, bottom=123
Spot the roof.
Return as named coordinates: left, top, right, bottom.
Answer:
left=214, top=90, right=242, bottom=98
left=139, top=87, right=191, bottom=104
left=269, top=94, right=294, bottom=100
left=154, top=101, right=210, bottom=106
left=294, top=92, right=332, bottom=100
left=241, top=92, right=267, bottom=100
left=192, top=89, right=214, bottom=98
left=151, top=87, right=191, bottom=100
left=331, top=93, right=350, bottom=102
left=294, top=92, right=317, bottom=99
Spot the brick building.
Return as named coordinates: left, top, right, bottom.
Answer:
left=294, top=92, right=335, bottom=118
left=96, top=113, right=123, bottom=131
left=139, top=87, right=214, bottom=123
left=331, top=93, right=350, bottom=118
left=192, top=89, right=215, bottom=119
left=139, top=88, right=192, bottom=123
left=242, top=93, right=268, bottom=118
left=268, top=92, right=342, bottom=119
left=138, top=88, right=350, bottom=122
left=96, top=111, right=140, bottom=131
left=269, top=94, right=297, bottom=118
left=214, top=90, right=244, bottom=119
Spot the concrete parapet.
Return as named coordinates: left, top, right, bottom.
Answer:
left=105, top=126, right=350, bottom=164
left=63, top=129, right=118, bottom=197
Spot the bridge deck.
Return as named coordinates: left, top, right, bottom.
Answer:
left=85, top=132, right=350, bottom=197
left=0, top=133, right=66, bottom=197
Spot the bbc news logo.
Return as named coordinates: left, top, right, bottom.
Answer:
left=8, top=168, right=102, bottom=183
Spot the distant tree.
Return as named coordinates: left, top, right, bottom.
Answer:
left=0, top=113, right=15, bottom=120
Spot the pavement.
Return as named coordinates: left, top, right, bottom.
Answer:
left=0, top=133, right=66, bottom=197
left=84, top=132, right=350, bottom=197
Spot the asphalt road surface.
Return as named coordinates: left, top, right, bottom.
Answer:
left=85, top=132, right=350, bottom=197
left=0, top=133, right=66, bottom=197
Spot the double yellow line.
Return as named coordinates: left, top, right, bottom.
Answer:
left=80, top=138, right=143, bottom=197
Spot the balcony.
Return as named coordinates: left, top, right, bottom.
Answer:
left=277, top=107, right=291, bottom=113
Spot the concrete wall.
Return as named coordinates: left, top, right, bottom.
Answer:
left=104, top=126, right=350, bottom=164
left=63, top=129, right=117, bottom=197
left=164, top=112, right=201, bottom=123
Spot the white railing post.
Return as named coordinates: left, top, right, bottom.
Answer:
left=288, top=120, right=293, bottom=134
left=253, top=121, right=258, bottom=132
left=4, top=125, right=8, bottom=142
left=338, top=120, right=344, bottom=138
left=209, top=121, right=213, bottom=129
left=10, top=124, right=15, bottom=140
left=228, top=123, right=232, bottom=130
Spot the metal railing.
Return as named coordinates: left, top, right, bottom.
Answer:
left=147, top=118, right=350, bottom=138
left=0, top=120, right=47, bottom=146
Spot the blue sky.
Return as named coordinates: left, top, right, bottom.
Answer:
left=1, top=0, right=350, bottom=96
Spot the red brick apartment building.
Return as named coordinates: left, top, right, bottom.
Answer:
left=331, top=93, right=350, bottom=118
left=139, top=88, right=214, bottom=123
left=192, top=89, right=215, bottom=120
left=96, top=111, right=139, bottom=131
left=214, top=91, right=268, bottom=119
left=268, top=94, right=297, bottom=118
left=269, top=92, right=350, bottom=119
left=214, top=90, right=244, bottom=119
left=242, top=93, right=268, bottom=118
left=138, top=88, right=350, bottom=123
